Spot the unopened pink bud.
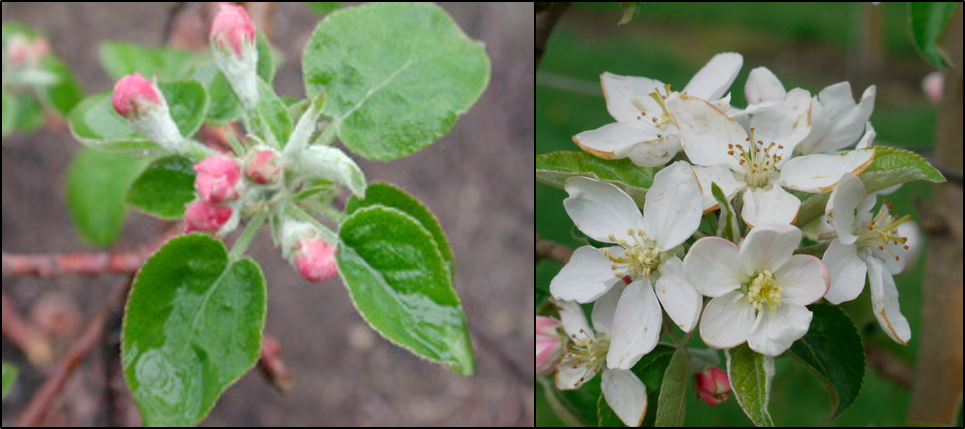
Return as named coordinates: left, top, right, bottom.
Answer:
left=536, top=316, right=566, bottom=377
left=211, top=3, right=256, bottom=57
left=922, top=71, right=944, bottom=106
left=194, top=155, right=242, bottom=203
left=112, top=72, right=162, bottom=118
left=694, top=366, right=731, bottom=406
left=7, top=35, right=49, bottom=66
left=184, top=200, right=234, bottom=234
left=245, top=150, right=283, bottom=185
left=294, top=239, right=338, bottom=283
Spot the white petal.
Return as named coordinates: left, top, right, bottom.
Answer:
left=564, top=176, right=646, bottom=243
left=550, top=246, right=620, bottom=304
left=601, top=72, right=666, bottom=123
left=572, top=122, right=681, bottom=168
left=684, top=237, right=747, bottom=297
left=822, top=240, right=868, bottom=304
left=871, top=242, right=906, bottom=275
left=854, top=122, right=876, bottom=150
left=730, top=100, right=781, bottom=120
left=655, top=257, right=703, bottom=333
left=665, top=92, right=748, bottom=170
left=692, top=165, right=746, bottom=213
left=826, top=173, right=867, bottom=245
left=556, top=358, right=597, bottom=390
left=553, top=297, right=595, bottom=341
left=750, top=88, right=812, bottom=159
left=682, top=52, right=744, bottom=102
left=800, top=215, right=834, bottom=242
left=592, top=280, right=627, bottom=337
left=775, top=254, right=830, bottom=306
left=865, top=254, right=911, bottom=345
left=741, top=186, right=801, bottom=227
left=700, top=291, right=756, bottom=349
left=799, top=83, right=876, bottom=155
left=640, top=161, right=703, bottom=250
left=602, top=369, right=649, bottom=427
left=608, top=279, right=663, bottom=370
left=711, top=93, right=733, bottom=113
left=744, top=67, right=786, bottom=105
left=779, top=150, right=876, bottom=193
left=740, top=223, right=802, bottom=274
left=746, top=302, right=813, bottom=357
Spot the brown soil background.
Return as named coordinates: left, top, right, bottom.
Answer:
left=1, top=2, right=535, bottom=427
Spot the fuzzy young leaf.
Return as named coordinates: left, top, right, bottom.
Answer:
left=795, top=146, right=946, bottom=228
left=127, top=156, right=197, bottom=220
left=67, top=149, right=151, bottom=247
left=908, top=2, right=962, bottom=69
left=192, top=32, right=279, bottom=125
left=788, top=303, right=866, bottom=421
left=69, top=80, right=209, bottom=155
left=655, top=348, right=689, bottom=427
left=2, top=362, right=18, bottom=399
left=346, top=183, right=454, bottom=270
left=99, top=42, right=197, bottom=80
left=727, top=344, right=775, bottom=427
left=252, top=79, right=293, bottom=147
left=39, top=57, right=85, bottom=116
left=536, top=151, right=658, bottom=207
left=337, top=206, right=474, bottom=375
left=123, top=235, right=267, bottom=427
left=304, top=2, right=490, bottom=161
left=618, top=2, right=646, bottom=25
left=711, top=182, right=740, bottom=243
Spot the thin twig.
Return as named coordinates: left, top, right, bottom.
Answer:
left=1, top=292, right=54, bottom=366
left=535, top=2, right=571, bottom=70
left=866, top=342, right=914, bottom=391
left=535, top=235, right=573, bottom=266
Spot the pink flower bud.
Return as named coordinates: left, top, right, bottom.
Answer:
left=7, top=35, right=49, bottom=66
left=211, top=3, right=256, bottom=57
left=536, top=316, right=566, bottom=377
left=245, top=150, right=283, bottom=185
left=112, top=72, right=162, bottom=118
left=694, top=366, right=731, bottom=406
left=184, top=200, right=234, bottom=234
left=194, top=155, right=242, bottom=203
left=294, top=239, right=338, bottom=283
left=922, top=71, right=944, bottom=106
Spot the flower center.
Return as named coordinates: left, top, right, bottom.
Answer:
left=605, top=228, right=661, bottom=279
left=730, top=128, right=783, bottom=189
left=855, top=198, right=911, bottom=261
left=566, top=333, right=610, bottom=386
left=746, top=270, right=783, bottom=311
left=630, top=84, right=675, bottom=131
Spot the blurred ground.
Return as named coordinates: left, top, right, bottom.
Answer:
left=2, top=2, right=535, bottom=427
left=537, top=2, right=943, bottom=428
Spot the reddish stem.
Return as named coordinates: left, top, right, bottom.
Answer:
left=1, top=292, right=54, bottom=366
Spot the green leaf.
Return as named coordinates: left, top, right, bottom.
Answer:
left=908, top=2, right=962, bottom=69
left=67, top=148, right=151, bottom=247
left=711, top=182, right=740, bottom=244
left=541, top=376, right=601, bottom=427
left=599, top=392, right=628, bottom=427
left=256, top=31, right=279, bottom=84
left=12, top=93, right=45, bottom=132
left=537, top=151, right=658, bottom=207
left=788, top=303, right=866, bottom=421
left=632, top=344, right=677, bottom=427
left=253, top=78, right=292, bottom=146
left=99, top=42, right=197, bottom=80
left=726, top=344, right=775, bottom=427
left=795, top=146, right=946, bottom=228
left=346, top=183, right=454, bottom=270
left=304, top=2, right=491, bottom=161
left=618, top=2, right=646, bottom=25
left=307, top=2, right=341, bottom=16
left=68, top=80, right=209, bottom=154
left=337, top=206, right=474, bottom=375
left=127, top=156, right=197, bottom=220
left=39, top=57, right=85, bottom=116
left=1, top=91, right=15, bottom=138
left=123, top=235, right=267, bottom=427
left=655, top=348, right=689, bottom=427
left=191, top=33, right=278, bottom=125
left=2, top=362, right=18, bottom=399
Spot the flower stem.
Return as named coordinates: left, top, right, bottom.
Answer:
left=229, top=210, right=269, bottom=261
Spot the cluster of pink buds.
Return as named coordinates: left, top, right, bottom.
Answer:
left=6, top=34, right=50, bottom=67
left=185, top=155, right=242, bottom=234
left=693, top=366, right=732, bottom=406
left=535, top=316, right=568, bottom=377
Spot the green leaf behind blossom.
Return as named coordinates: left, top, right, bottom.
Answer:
left=126, top=156, right=197, bottom=220
left=99, top=42, right=198, bottom=80
left=727, top=344, right=775, bottom=427
left=788, top=303, right=866, bottom=421
left=67, top=149, right=151, bottom=247
left=711, top=182, right=740, bottom=244
left=654, top=347, right=689, bottom=427
left=536, top=151, right=658, bottom=207
left=123, top=235, right=267, bottom=427
left=2, top=363, right=18, bottom=399
left=908, top=2, right=962, bottom=69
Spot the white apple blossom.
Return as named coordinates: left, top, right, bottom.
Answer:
left=734, top=67, right=876, bottom=156
left=667, top=88, right=875, bottom=227
left=549, top=161, right=703, bottom=370
left=822, top=174, right=912, bottom=345
left=572, top=53, right=743, bottom=167
left=684, top=224, right=830, bottom=357
left=553, top=290, right=649, bottom=428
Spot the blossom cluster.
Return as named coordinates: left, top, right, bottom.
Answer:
left=539, top=53, right=914, bottom=427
